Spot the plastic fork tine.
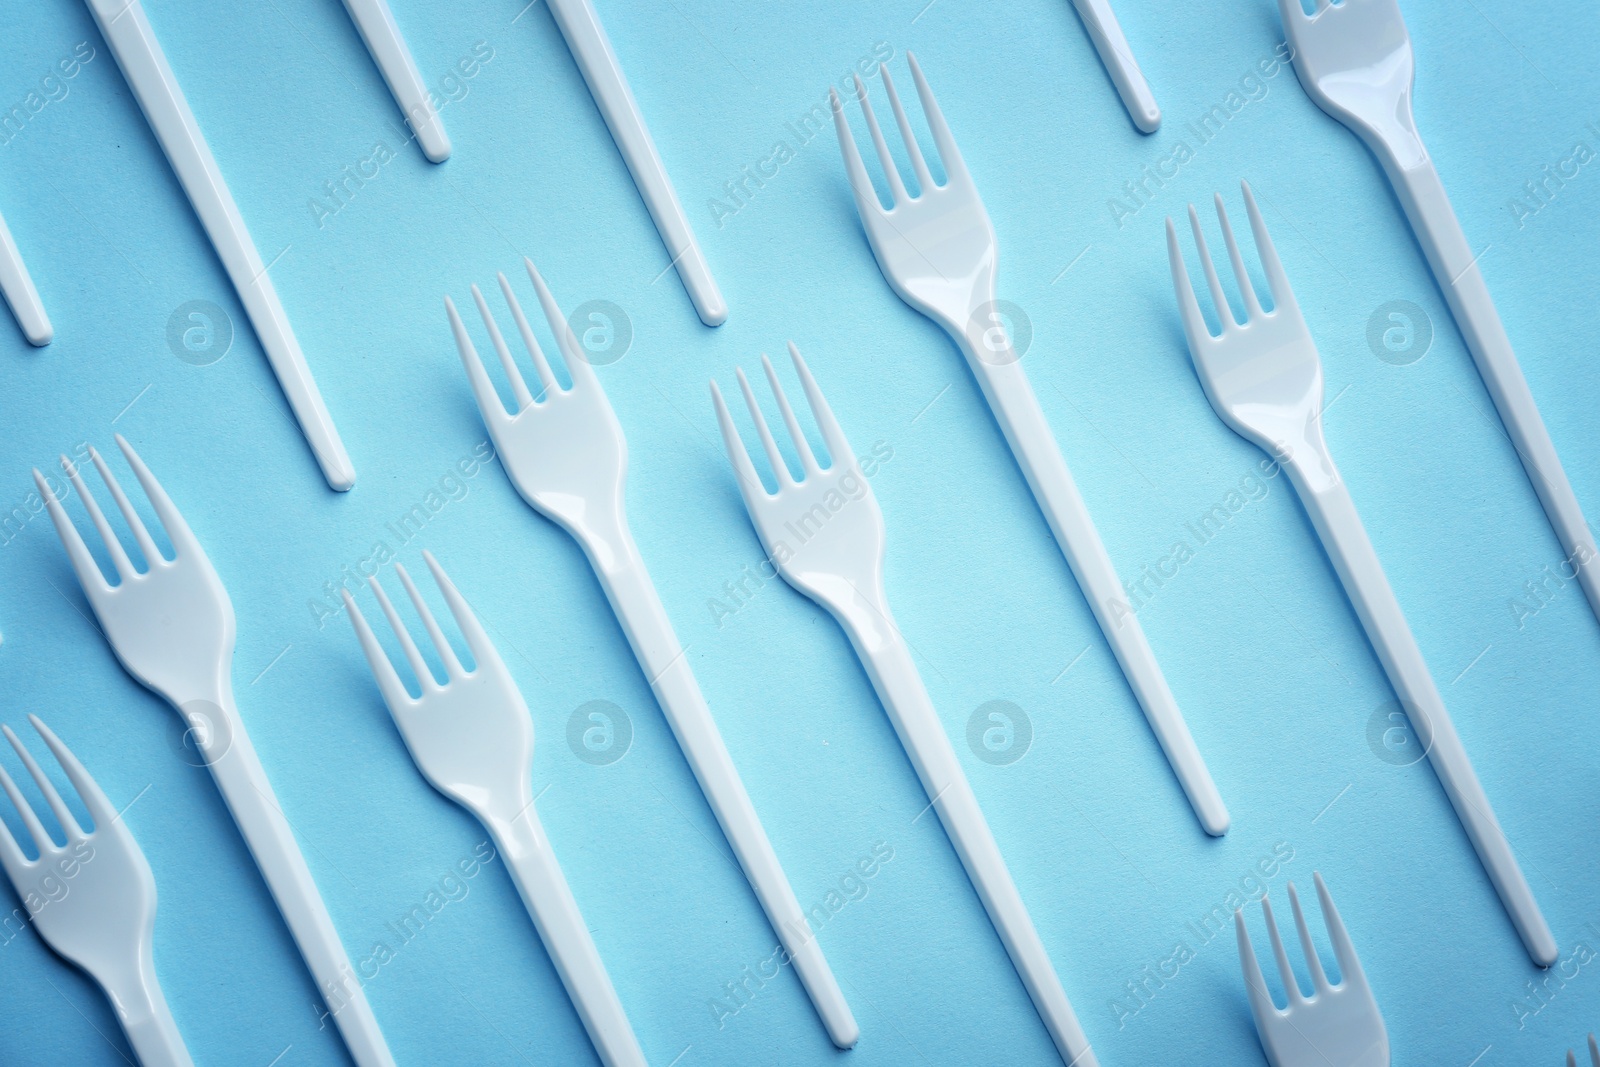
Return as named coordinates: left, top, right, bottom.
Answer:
left=60, top=453, right=135, bottom=582
left=0, top=757, right=54, bottom=855
left=34, top=469, right=109, bottom=596
left=115, top=435, right=198, bottom=560
left=1234, top=909, right=1279, bottom=1021
left=89, top=445, right=163, bottom=567
left=710, top=381, right=768, bottom=501
left=906, top=53, right=969, bottom=186
left=421, top=551, right=494, bottom=673
left=1187, top=203, right=1236, bottom=330
left=1240, top=181, right=1296, bottom=315
left=1313, top=872, right=1366, bottom=989
left=342, top=591, right=414, bottom=710
left=368, top=574, right=436, bottom=693
left=525, top=259, right=596, bottom=391
left=1214, top=193, right=1263, bottom=318
left=28, top=717, right=115, bottom=830
left=447, top=295, right=512, bottom=426
left=395, top=562, right=464, bottom=680
left=761, top=354, right=819, bottom=475
left=1588, top=1033, right=1598, bottom=1067
left=788, top=343, right=853, bottom=469
left=1165, top=218, right=1213, bottom=348
left=736, top=366, right=793, bottom=487
left=472, top=283, right=536, bottom=412
left=830, top=88, right=880, bottom=217
left=1285, top=880, right=1330, bottom=992
left=1260, top=894, right=1305, bottom=1005
left=497, top=272, right=557, bottom=399
left=879, top=65, right=934, bottom=194
left=852, top=74, right=908, bottom=204
left=3, top=724, right=81, bottom=839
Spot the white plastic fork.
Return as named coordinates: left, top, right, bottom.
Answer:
left=0, top=205, right=51, bottom=346
left=34, top=436, right=395, bottom=1066
left=0, top=716, right=191, bottom=1067
left=1235, top=872, right=1388, bottom=1067
left=342, top=0, right=450, bottom=162
left=1568, top=1034, right=1600, bottom=1067
left=1278, top=0, right=1600, bottom=626
left=712, top=344, right=1097, bottom=1067
left=344, top=553, right=646, bottom=1067
left=832, top=54, right=1229, bottom=838
left=447, top=261, right=857, bottom=1048
left=83, top=0, right=354, bottom=490
left=1167, top=181, right=1556, bottom=967
left=1069, top=0, right=1160, bottom=132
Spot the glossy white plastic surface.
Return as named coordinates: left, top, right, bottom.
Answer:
left=0, top=208, right=51, bottom=346
left=82, top=0, right=355, bottom=491
left=1236, top=873, right=1389, bottom=1067
left=1070, top=0, right=1160, bottom=132
left=833, top=54, right=1229, bottom=838
left=447, top=262, right=856, bottom=1048
left=341, top=0, right=450, bottom=162
left=34, top=437, right=394, bottom=1066
left=542, top=0, right=725, bottom=326
left=345, top=553, right=645, bottom=1067
left=1279, top=0, right=1600, bottom=626
left=713, top=344, right=1097, bottom=1067
left=1168, top=182, right=1557, bottom=968
left=0, top=716, right=191, bottom=1067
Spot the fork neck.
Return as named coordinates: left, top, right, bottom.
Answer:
left=103, top=946, right=193, bottom=1067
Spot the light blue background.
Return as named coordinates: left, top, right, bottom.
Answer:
left=2, top=0, right=1597, bottom=1064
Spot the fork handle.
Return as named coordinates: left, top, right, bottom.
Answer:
left=960, top=339, right=1230, bottom=836
left=589, top=524, right=858, bottom=1048
left=198, top=693, right=396, bottom=1066
left=1378, top=149, right=1600, bottom=625
left=486, top=807, right=647, bottom=1067
left=340, top=0, right=450, bottom=162
left=838, top=603, right=1097, bottom=1067
left=1290, top=460, right=1558, bottom=966
left=110, top=948, right=193, bottom=1067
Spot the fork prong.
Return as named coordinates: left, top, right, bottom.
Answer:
left=1285, top=880, right=1330, bottom=993
left=852, top=74, right=908, bottom=205
left=906, top=53, right=970, bottom=187
left=116, top=436, right=200, bottom=560
left=830, top=88, right=882, bottom=219
left=3, top=725, right=81, bottom=839
left=788, top=343, right=855, bottom=471
left=0, top=757, right=54, bottom=855
left=736, top=366, right=794, bottom=487
left=396, top=561, right=465, bottom=680
left=473, top=283, right=538, bottom=411
left=89, top=446, right=163, bottom=568
left=1313, top=871, right=1370, bottom=991
left=711, top=380, right=770, bottom=504
left=1240, top=181, right=1298, bottom=317
left=1166, top=218, right=1215, bottom=349
left=1276, top=0, right=1312, bottom=28
left=369, top=575, right=438, bottom=693
left=28, top=716, right=115, bottom=831
left=448, top=296, right=514, bottom=428
left=1587, top=1032, right=1598, bottom=1067
left=1214, top=193, right=1263, bottom=319
left=761, top=353, right=819, bottom=475
left=60, top=454, right=135, bottom=582
left=34, top=469, right=110, bottom=597
left=342, top=591, right=415, bottom=710
left=422, top=551, right=500, bottom=676
left=1260, top=892, right=1306, bottom=1005
left=525, top=259, right=597, bottom=393
left=497, top=271, right=558, bottom=398
left=879, top=65, right=934, bottom=194
left=1235, top=908, right=1280, bottom=1021
left=1187, top=203, right=1237, bottom=330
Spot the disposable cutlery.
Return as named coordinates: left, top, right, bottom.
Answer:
left=1168, top=180, right=1555, bottom=966
left=35, top=436, right=394, bottom=1065
left=1569, top=1035, right=1600, bottom=1067
left=447, top=261, right=856, bottom=1047
left=832, top=54, right=1228, bottom=837
left=0, top=716, right=192, bottom=1067
left=1278, top=0, right=1600, bottom=625
left=1070, top=0, right=1160, bottom=132
left=1235, top=873, right=1388, bottom=1067
left=0, top=207, right=50, bottom=345
left=342, top=0, right=450, bottom=161
left=712, top=343, right=1097, bottom=1067
left=345, top=552, right=647, bottom=1067
left=82, top=0, right=354, bottom=490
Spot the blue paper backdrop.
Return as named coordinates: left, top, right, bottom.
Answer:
left=1, top=0, right=1597, bottom=1064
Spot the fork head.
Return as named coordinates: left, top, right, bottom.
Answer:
left=344, top=552, right=534, bottom=822
left=832, top=53, right=1000, bottom=335
left=711, top=343, right=887, bottom=620
left=448, top=258, right=628, bottom=545
left=1236, top=873, right=1389, bottom=1067
left=1278, top=0, right=1423, bottom=166
left=1167, top=181, right=1331, bottom=480
left=35, top=436, right=235, bottom=709
left=0, top=716, right=157, bottom=985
